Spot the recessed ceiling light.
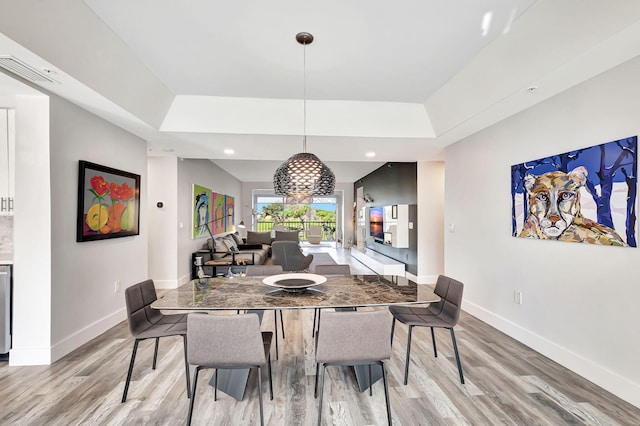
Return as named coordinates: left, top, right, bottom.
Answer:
left=366, top=152, right=376, bottom=158
left=526, top=86, right=538, bottom=93
left=224, top=149, right=235, bottom=155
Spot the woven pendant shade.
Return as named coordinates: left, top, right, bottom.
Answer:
left=273, top=152, right=335, bottom=202
left=273, top=32, right=335, bottom=202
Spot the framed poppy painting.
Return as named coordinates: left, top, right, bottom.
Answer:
left=77, top=160, right=141, bottom=242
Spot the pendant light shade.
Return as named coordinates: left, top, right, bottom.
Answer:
left=273, top=32, right=335, bottom=203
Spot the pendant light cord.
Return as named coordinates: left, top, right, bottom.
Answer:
left=303, top=39, right=307, bottom=153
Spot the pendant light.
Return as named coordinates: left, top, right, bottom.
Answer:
left=273, top=32, right=335, bottom=204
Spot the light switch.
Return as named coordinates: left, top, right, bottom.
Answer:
left=448, top=223, right=455, bottom=233
left=408, top=222, right=414, bottom=230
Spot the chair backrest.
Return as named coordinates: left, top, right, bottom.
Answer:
left=124, top=279, right=160, bottom=336
left=275, top=230, right=300, bottom=242
left=426, top=275, right=464, bottom=325
left=312, top=264, right=351, bottom=275
left=315, top=310, right=391, bottom=364
left=187, top=313, right=266, bottom=367
left=245, top=265, right=284, bottom=276
left=307, top=226, right=323, bottom=236
left=271, top=241, right=313, bottom=271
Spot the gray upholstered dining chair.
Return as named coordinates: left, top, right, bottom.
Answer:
left=271, top=241, right=313, bottom=271
left=186, top=313, right=273, bottom=426
left=314, top=310, right=393, bottom=426
left=122, top=279, right=190, bottom=403
left=245, top=264, right=286, bottom=360
left=389, top=274, right=465, bottom=385
left=309, top=264, right=353, bottom=337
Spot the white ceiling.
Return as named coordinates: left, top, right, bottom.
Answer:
left=2, top=1, right=640, bottom=182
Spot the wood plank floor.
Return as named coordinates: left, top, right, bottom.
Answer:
left=1, top=307, right=639, bottom=425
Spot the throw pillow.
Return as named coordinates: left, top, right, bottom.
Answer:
left=246, top=231, right=272, bottom=245
left=223, top=235, right=239, bottom=253
left=230, top=232, right=243, bottom=246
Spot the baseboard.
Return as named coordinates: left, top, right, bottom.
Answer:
left=154, top=279, right=179, bottom=289
left=406, top=272, right=438, bottom=284
left=49, top=307, right=127, bottom=363
left=9, top=346, right=51, bottom=366
left=178, top=273, right=191, bottom=286
left=463, top=300, right=640, bottom=409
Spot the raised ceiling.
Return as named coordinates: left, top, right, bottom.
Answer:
left=1, top=1, right=640, bottom=182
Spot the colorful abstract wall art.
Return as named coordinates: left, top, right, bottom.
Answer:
left=192, top=184, right=212, bottom=239
left=225, top=195, right=235, bottom=232
left=511, top=136, right=637, bottom=247
left=191, top=185, right=237, bottom=239
left=77, top=161, right=140, bottom=242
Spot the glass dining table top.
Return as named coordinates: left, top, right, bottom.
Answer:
left=152, top=274, right=439, bottom=311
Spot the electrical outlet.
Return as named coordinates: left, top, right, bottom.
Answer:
left=514, top=291, right=523, bottom=304
left=114, top=280, right=121, bottom=293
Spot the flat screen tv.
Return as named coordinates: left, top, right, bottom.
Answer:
left=369, top=207, right=384, bottom=240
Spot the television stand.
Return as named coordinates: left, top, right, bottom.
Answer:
left=351, top=248, right=405, bottom=276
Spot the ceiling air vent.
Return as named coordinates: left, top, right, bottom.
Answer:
left=0, top=55, right=59, bottom=83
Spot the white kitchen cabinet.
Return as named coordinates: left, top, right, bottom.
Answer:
left=0, top=109, right=15, bottom=215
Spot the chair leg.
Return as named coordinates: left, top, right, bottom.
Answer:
left=121, top=339, right=140, bottom=403
left=186, top=366, right=201, bottom=426
left=450, top=328, right=465, bottom=384
left=279, top=310, right=285, bottom=339
left=390, top=318, right=396, bottom=346
left=267, top=353, right=274, bottom=400
left=257, top=366, right=264, bottom=426
left=312, top=308, right=318, bottom=337
left=431, top=327, right=438, bottom=357
left=314, top=363, right=320, bottom=398
left=403, top=325, right=413, bottom=385
left=274, top=311, right=279, bottom=361
left=214, top=369, right=218, bottom=401
left=317, top=364, right=326, bottom=426
left=152, top=337, right=159, bottom=369
left=381, top=362, right=392, bottom=425
left=183, top=335, right=191, bottom=398
left=368, top=364, right=373, bottom=396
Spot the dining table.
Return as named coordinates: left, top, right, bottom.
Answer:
left=152, top=273, right=439, bottom=400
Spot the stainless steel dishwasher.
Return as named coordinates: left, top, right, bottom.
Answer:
left=0, top=265, right=11, bottom=357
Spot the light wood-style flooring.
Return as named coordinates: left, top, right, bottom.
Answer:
left=1, top=248, right=639, bottom=425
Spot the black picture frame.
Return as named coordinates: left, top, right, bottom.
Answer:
left=77, top=160, right=141, bottom=242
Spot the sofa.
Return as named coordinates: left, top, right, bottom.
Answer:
left=206, top=231, right=271, bottom=266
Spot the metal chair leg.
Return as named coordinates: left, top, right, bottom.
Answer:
left=279, top=310, right=285, bottom=338
left=403, top=325, right=413, bottom=385
left=257, top=366, right=264, bottom=426
left=152, top=337, right=159, bottom=369
left=186, top=366, right=201, bottom=426
left=368, top=364, right=373, bottom=396
left=183, top=335, right=191, bottom=398
left=312, top=308, right=319, bottom=337
left=314, top=363, right=320, bottom=398
left=382, top=362, right=392, bottom=425
left=450, top=328, right=465, bottom=384
left=122, top=339, right=140, bottom=403
left=317, top=364, right=326, bottom=426
left=267, top=353, right=274, bottom=400
left=431, top=327, right=438, bottom=357
left=274, top=312, right=279, bottom=360
left=390, top=318, right=396, bottom=346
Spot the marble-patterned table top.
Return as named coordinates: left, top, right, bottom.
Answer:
left=153, top=274, right=439, bottom=311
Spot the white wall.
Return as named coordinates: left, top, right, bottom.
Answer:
left=11, top=94, right=51, bottom=365
left=177, top=159, right=242, bottom=283
left=148, top=157, right=178, bottom=288
left=444, top=55, right=640, bottom=407
left=416, top=161, right=444, bottom=283
left=49, top=95, right=148, bottom=362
